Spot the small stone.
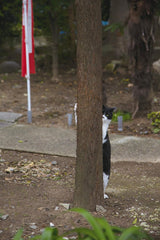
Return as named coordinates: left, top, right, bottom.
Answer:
left=144, top=131, right=149, bottom=135
left=51, top=161, right=57, bottom=165
left=153, top=98, right=158, bottom=103
left=0, top=61, right=20, bottom=73
left=50, top=222, right=55, bottom=227
left=30, top=223, right=37, bottom=230
left=1, top=214, right=9, bottom=220
left=96, top=205, right=106, bottom=213
left=153, top=59, right=160, bottom=74
left=152, top=226, right=159, bottom=231
left=0, top=230, right=3, bottom=234
left=140, top=222, right=149, bottom=228
left=59, top=203, right=70, bottom=210
left=0, top=159, right=5, bottom=162
left=5, top=167, right=15, bottom=173
left=128, top=83, right=133, bottom=88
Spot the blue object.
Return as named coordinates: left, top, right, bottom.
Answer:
left=59, top=30, right=66, bottom=35
left=102, top=21, right=109, bottom=26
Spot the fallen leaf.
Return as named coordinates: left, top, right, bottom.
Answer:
left=132, top=218, right=137, bottom=225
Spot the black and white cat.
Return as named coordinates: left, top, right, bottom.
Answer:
left=102, top=105, right=115, bottom=199
left=74, top=103, right=115, bottom=199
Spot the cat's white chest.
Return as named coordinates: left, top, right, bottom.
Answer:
left=102, top=117, right=111, bottom=143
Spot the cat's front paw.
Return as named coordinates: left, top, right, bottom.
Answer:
left=104, top=193, right=109, bottom=199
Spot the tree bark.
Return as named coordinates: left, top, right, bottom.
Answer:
left=49, top=16, right=59, bottom=82
left=68, top=2, right=76, bottom=51
left=109, top=0, right=129, bottom=57
left=74, top=0, right=103, bottom=211
left=127, top=0, right=155, bottom=118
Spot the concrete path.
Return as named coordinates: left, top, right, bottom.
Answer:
left=0, top=124, right=76, bottom=157
left=0, top=112, right=22, bottom=123
left=110, top=134, right=160, bottom=163
left=0, top=124, right=160, bottom=163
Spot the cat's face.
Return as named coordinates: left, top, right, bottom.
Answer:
left=102, top=105, right=115, bottom=121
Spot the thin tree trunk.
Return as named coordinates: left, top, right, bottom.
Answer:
left=127, top=0, right=155, bottom=118
left=50, top=17, right=59, bottom=82
left=74, top=0, right=103, bottom=211
left=109, top=0, right=129, bottom=57
left=68, top=2, right=76, bottom=65
left=68, top=3, right=76, bottom=51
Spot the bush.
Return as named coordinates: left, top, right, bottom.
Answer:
left=112, top=110, right=131, bottom=122
left=13, top=208, right=154, bottom=240
left=148, top=111, right=160, bottom=134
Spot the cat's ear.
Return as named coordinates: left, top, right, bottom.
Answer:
left=111, top=107, right=116, bottom=112
left=102, top=105, right=116, bottom=113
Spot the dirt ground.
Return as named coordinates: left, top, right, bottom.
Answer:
left=0, top=71, right=160, bottom=239
left=0, top=151, right=160, bottom=240
left=0, top=71, right=160, bottom=135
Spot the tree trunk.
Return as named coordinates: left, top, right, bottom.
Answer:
left=127, top=0, right=155, bottom=118
left=74, top=0, right=103, bottom=211
left=50, top=17, right=59, bottom=82
left=109, top=0, right=129, bottom=57
left=68, top=2, right=76, bottom=51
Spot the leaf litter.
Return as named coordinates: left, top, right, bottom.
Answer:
left=3, top=157, right=71, bottom=184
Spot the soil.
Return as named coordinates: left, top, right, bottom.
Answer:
left=0, top=71, right=160, bottom=240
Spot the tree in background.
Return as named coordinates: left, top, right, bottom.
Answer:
left=101, top=0, right=110, bottom=22
left=0, top=0, right=21, bottom=45
left=0, top=0, right=21, bottom=62
left=127, top=0, right=157, bottom=118
left=74, top=0, right=103, bottom=211
left=108, top=0, right=129, bottom=57
left=34, top=0, right=73, bottom=82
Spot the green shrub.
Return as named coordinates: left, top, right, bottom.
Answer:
left=13, top=208, right=154, bottom=240
left=112, top=110, right=131, bottom=122
left=148, top=111, right=160, bottom=134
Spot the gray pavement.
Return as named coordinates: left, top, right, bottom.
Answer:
left=0, top=112, right=22, bottom=123
left=0, top=124, right=76, bottom=157
left=0, top=123, right=160, bottom=162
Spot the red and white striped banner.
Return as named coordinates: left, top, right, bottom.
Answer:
left=21, top=0, right=35, bottom=77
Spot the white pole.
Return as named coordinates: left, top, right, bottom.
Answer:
left=24, top=0, right=32, bottom=123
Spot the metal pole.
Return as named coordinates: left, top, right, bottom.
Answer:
left=24, top=0, right=32, bottom=123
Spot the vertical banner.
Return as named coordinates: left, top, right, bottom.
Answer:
left=22, top=0, right=35, bottom=77
left=21, top=0, right=35, bottom=123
